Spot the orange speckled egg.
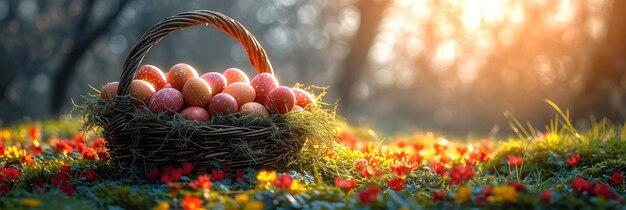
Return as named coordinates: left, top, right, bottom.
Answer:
left=100, top=82, right=119, bottom=99
left=167, top=63, right=198, bottom=91
left=149, top=88, right=184, bottom=115
left=129, top=80, right=156, bottom=106
left=223, top=68, right=249, bottom=84
left=250, top=73, right=278, bottom=104
left=183, top=77, right=212, bottom=107
left=208, top=93, right=238, bottom=116
left=135, top=65, right=167, bottom=90
left=264, top=86, right=295, bottom=114
left=240, top=102, right=269, bottom=117
left=222, top=82, right=255, bottom=106
left=181, top=107, right=210, bottom=121
left=292, top=88, right=317, bottom=110
left=200, top=72, right=227, bottom=96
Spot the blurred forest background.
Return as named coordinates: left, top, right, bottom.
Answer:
left=0, top=0, right=625, bottom=136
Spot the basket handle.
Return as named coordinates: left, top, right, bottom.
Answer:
left=117, top=10, right=274, bottom=96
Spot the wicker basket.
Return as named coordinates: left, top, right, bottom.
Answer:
left=104, top=10, right=306, bottom=171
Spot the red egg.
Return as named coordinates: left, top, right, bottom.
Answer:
left=240, top=102, right=269, bottom=117
left=167, top=63, right=198, bottom=91
left=129, top=80, right=156, bottom=106
left=222, top=82, right=255, bottom=107
left=292, top=88, right=317, bottom=110
left=100, top=82, right=119, bottom=99
left=250, top=73, right=278, bottom=104
left=135, top=65, right=167, bottom=90
left=223, top=68, right=249, bottom=84
left=181, top=107, right=210, bottom=121
left=183, top=77, right=212, bottom=107
left=148, top=88, right=184, bottom=115
left=264, top=86, right=296, bottom=114
left=208, top=93, right=239, bottom=116
left=200, top=72, right=227, bottom=96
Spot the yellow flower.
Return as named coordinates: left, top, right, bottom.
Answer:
left=21, top=198, right=41, bottom=208
left=455, top=186, right=473, bottom=203
left=290, top=180, right=305, bottom=194
left=244, top=201, right=264, bottom=210
left=235, top=193, right=249, bottom=203
left=489, top=185, right=518, bottom=203
left=256, top=171, right=277, bottom=185
left=153, top=201, right=170, bottom=210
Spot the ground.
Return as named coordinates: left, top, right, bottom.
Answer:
left=0, top=110, right=625, bottom=209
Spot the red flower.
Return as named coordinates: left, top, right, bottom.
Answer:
left=456, top=146, right=468, bottom=155
left=29, top=144, right=42, bottom=155
left=507, top=155, right=523, bottom=167
left=391, top=152, right=409, bottom=162
left=80, top=169, right=96, bottom=181
left=168, top=183, right=184, bottom=195
left=75, top=143, right=88, bottom=154
left=146, top=168, right=160, bottom=182
left=433, top=190, right=446, bottom=202
left=74, top=134, right=85, bottom=143
left=566, top=154, right=580, bottom=167
left=430, top=162, right=446, bottom=176
left=335, top=177, right=357, bottom=192
left=210, top=169, right=226, bottom=182
left=571, top=177, right=591, bottom=193
left=182, top=162, right=194, bottom=175
left=82, top=148, right=97, bottom=160
left=22, top=154, right=35, bottom=164
left=611, top=172, right=624, bottom=186
left=358, top=186, right=380, bottom=204
left=354, top=158, right=368, bottom=172
left=386, top=177, right=404, bottom=192
left=92, top=138, right=106, bottom=148
left=508, top=181, right=525, bottom=192
left=539, top=190, right=552, bottom=203
left=0, top=184, right=11, bottom=195
left=161, top=168, right=183, bottom=183
left=235, top=170, right=246, bottom=183
left=411, top=142, right=424, bottom=152
left=434, top=142, right=448, bottom=154
left=97, top=150, right=109, bottom=160
left=188, top=175, right=212, bottom=190
left=51, top=172, right=67, bottom=187
left=1, top=167, right=20, bottom=182
left=181, top=195, right=203, bottom=210
left=28, top=126, right=40, bottom=140
left=60, top=164, right=72, bottom=174
left=54, top=140, right=73, bottom=154
left=61, top=182, right=76, bottom=196
left=449, top=166, right=474, bottom=185
left=591, top=183, right=613, bottom=198
left=272, top=174, right=293, bottom=189
left=464, top=157, right=477, bottom=166
left=390, top=164, right=411, bottom=177
left=360, top=166, right=381, bottom=178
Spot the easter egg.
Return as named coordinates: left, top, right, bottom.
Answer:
left=148, top=88, right=184, bottom=115
left=250, top=73, right=278, bottom=104
left=182, top=77, right=212, bottom=107
left=223, top=68, right=249, bottom=84
left=100, top=82, right=119, bottom=99
left=240, top=102, right=269, bottom=117
left=264, top=86, right=296, bottom=114
left=222, top=82, right=255, bottom=106
left=208, top=93, right=238, bottom=116
left=181, top=107, right=210, bottom=121
left=135, top=65, right=167, bottom=90
left=200, top=72, right=227, bottom=96
left=167, top=63, right=198, bottom=91
left=129, top=80, right=156, bottom=106
left=163, top=84, right=173, bottom=89
left=292, top=105, right=304, bottom=112
left=292, top=88, right=317, bottom=110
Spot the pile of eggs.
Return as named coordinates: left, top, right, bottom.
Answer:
left=100, top=64, right=316, bottom=121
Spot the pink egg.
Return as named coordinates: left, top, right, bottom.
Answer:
left=292, top=88, right=317, bottom=110
left=181, top=107, right=210, bottom=121
left=208, top=93, right=239, bottom=116
left=250, top=73, right=278, bottom=104
left=200, top=72, right=227, bottom=96
left=240, top=102, right=269, bottom=117
left=148, top=88, right=184, bottom=115
left=183, top=77, right=212, bottom=107
left=264, top=86, right=296, bottom=114
left=222, top=82, right=255, bottom=107
left=129, top=80, right=156, bottom=106
left=167, top=63, right=198, bottom=91
left=223, top=68, right=249, bottom=84
left=135, top=65, right=167, bottom=90
left=100, top=82, right=119, bottom=99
